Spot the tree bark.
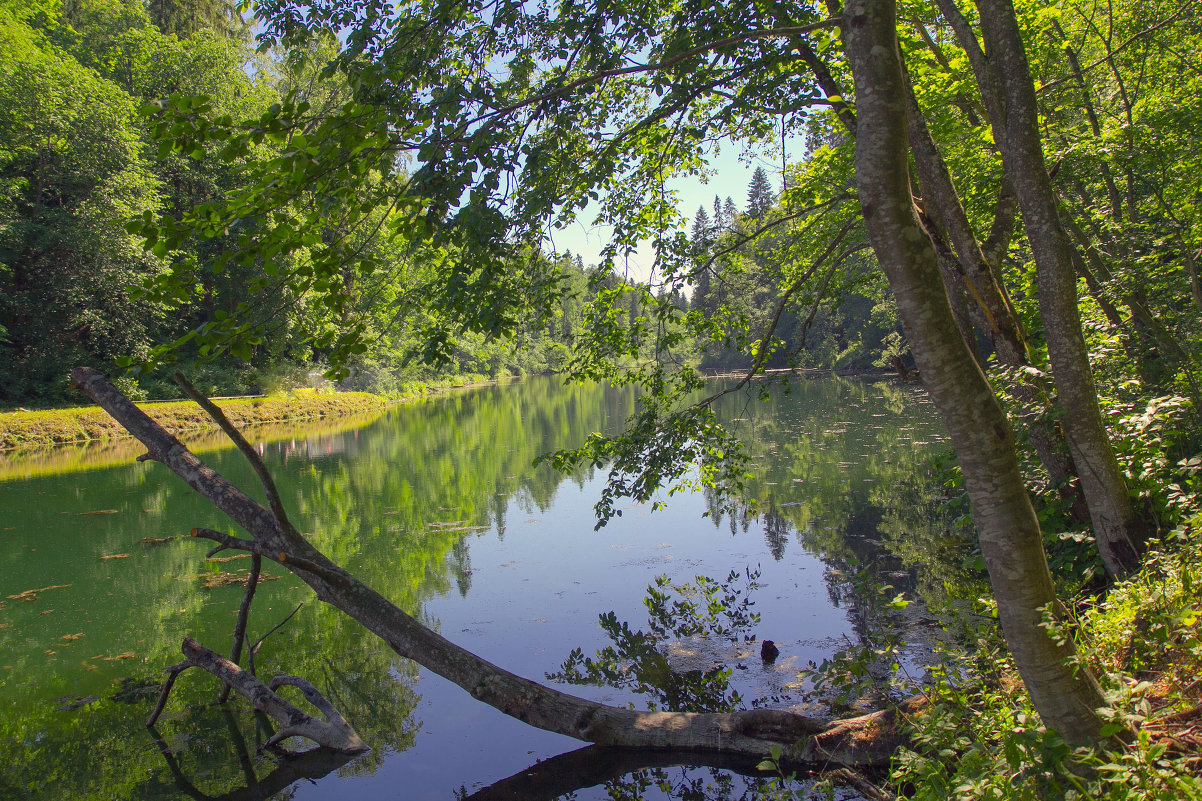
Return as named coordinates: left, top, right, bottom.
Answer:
left=70, top=366, right=913, bottom=767
left=902, top=58, right=1086, bottom=518
left=842, top=0, right=1106, bottom=746
left=973, top=0, right=1145, bottom=580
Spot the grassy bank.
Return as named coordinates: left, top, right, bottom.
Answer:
left=0, top=389, right=389, bottom=451
left=0, top=372, right=521, bottom=452
left=0, top=409, right=392, bottom=481
left=887, top=521, right=1202, bottom=800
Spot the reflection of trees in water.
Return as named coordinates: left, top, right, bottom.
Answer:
left=762, top=508, right=789, bottom=561
left=459, top=745, right=875, bottom=801
left=0, top=376, right=954, bottom=799
left=149, top=713, right=356, bottom=801
left=550, top=571, right=763, bottom=714
left=700, top=377, right=965, bottom=702
left=0, top=631, right=420, bottom=800
left=0, top=376, right=636, bottom=800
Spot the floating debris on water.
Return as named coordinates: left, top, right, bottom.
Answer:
left=111, top=676, right=161, bottom=704
left=7, top=584, right=70, bottom=602
left=196, top=570, right=279, bottom=589
left=56, top=695, right=99, bottom=711
left=207, top=553, right=251, bottom=563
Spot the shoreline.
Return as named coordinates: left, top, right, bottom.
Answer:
left=0, top=368, right=897, bottom=453
left=0, top=390, right=391, bottom=453
left=0, top=372, right=527, bottom=454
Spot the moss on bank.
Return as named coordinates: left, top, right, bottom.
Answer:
left=0, top=390, right=389, bottom=451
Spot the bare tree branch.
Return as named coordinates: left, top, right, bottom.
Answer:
left=173, top=372, right=298, bottom=540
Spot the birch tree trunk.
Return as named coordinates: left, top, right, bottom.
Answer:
left=843, top=0, right=1106, bottom=746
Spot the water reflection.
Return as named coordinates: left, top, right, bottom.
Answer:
left=149, top=718, right=357, bottom=801
left=460, top=747, right=805, bottom=801
left=0, top=375, right=950, bottom=800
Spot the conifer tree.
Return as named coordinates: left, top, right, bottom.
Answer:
left=723, top=196, right=739, bottom=226
left=746, top=166, right=773, bottom=219
left=690, top=206, right=713, bottom=252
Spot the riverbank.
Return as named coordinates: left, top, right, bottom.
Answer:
left=891, top=524, right=1202, bottom=799
left=0, top=390, right=390, bottom=451
left=0, top=373, right=522, bottom=452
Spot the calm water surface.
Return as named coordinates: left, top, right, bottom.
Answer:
left=0, top=376, right=949, bottom=800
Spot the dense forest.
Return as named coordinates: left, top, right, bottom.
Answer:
left=0, top=0, right=910, bottom=405
left=4, top=0, right=1202, bottom=797
left=0, top=0, right=617, bottom=401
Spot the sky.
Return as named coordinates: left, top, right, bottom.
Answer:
left=545, top=138, right=800, bottom=283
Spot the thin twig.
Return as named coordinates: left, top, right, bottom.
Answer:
left=191, top=527, right=349, bottom=587
left=825, top=767, right=897, bottom=801
left=697, top=217, right=860, bottom=408
left=249, top=603, right=304, bottom=678
left=698, top=196, right=849, bottom=281
left=146, top=661, right=192, bottom=727
left=1038, top=0, right=1199, bottom=92
left=792, top=244, right=863, bottom=358
left=173, top=372, right=300, bottom=541
left=192, top=527, right=261, bottom=556
left=469, top=19, right=842, bottom=127
left=219, top=554, right=263, bottom=704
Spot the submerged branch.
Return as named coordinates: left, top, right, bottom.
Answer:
left=219, top=554, right=262, bottom=704
left=148, top=637, right=366, bottom=754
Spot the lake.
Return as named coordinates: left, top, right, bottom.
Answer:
left=0, top=375, right=951, bottom=800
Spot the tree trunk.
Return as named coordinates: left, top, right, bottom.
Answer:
left=843, top=0, right=1106, bottom=746
left=973, top=0, right=1145, bottom=580
left=70, top=366, right=913, bottom=768
left=902, top=52, right=1086, bottom=520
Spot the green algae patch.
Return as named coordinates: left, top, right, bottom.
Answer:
left=0, top=391, right=389, bottom=452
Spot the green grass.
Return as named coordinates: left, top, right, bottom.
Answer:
left=0, top=391, right=389, bottom=451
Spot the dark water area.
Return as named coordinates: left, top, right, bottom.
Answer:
left=0, top=375, right=951, bottom=800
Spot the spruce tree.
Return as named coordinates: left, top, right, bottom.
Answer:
left=723, top=196, right=738, bottom=225
left=746, top=166, right=773, bottom=218
left=690, top=206, right=712, bottom=252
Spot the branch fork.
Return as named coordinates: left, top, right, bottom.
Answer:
left=148, top=636, right=367, bottom=754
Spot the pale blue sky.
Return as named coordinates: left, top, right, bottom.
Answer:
left=546, top=139, right=796, bottom=282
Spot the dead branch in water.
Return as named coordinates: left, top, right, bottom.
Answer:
left=73, top=366, right=917, bottom=769
left=146, top=637, right=367, bottom=754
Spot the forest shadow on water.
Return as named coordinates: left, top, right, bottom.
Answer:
left=0, top=375, right=959, bottom=800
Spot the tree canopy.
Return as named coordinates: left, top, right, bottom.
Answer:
left=2, top=0, right=1201, bottom=778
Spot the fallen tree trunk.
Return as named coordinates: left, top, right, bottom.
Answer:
left=71, top=366, right=915, bottom=766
